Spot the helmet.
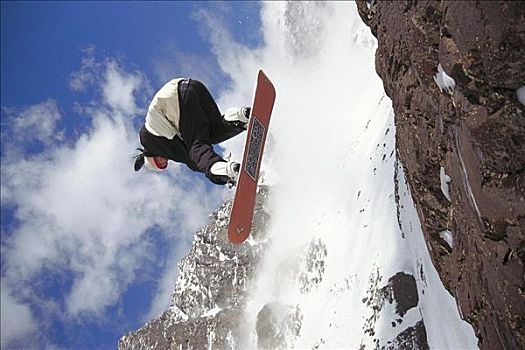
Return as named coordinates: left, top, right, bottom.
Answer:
left=144, top=156, right=168, bottom=172
left=134, top=149, right=168, bottom=172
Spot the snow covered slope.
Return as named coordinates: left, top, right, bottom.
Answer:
left=239, top=3, right=477, bottom=348
left=120, top=2, right=479, bottom=349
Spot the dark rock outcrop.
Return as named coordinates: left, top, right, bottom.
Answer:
left=362, top=271, right=427, bottom=349
left=384, top=320, right=428, bottom=350
left=388, top=272, right=419, bottom=318
left=357, top=1, right=525, bottom=349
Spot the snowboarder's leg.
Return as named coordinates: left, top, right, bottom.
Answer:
left=179, top=82, right=225, bottom=180
left=179, top=81, right=241, bottom=185
left=209, top=105, right=250, bottom=144
left=179, top=81, right=212, bottom=147
left=185, top=80, right=222, bottom=123
left=186, top=80, right=249, bottom=144
left=209, top=114, right=247, bottom=144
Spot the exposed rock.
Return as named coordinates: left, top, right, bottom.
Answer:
left=389, top=272, right=419, bottom=318
left=357, top=1, right=525, bottom=349
left=256, top=302, right=303, bottom=349
left=384, top=320, right=429, bottom=350
left=117, top=308, right=245, bottom=350
left=362, top=270, right=427, bottom=348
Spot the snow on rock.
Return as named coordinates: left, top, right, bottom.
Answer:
left=202, top=306, right=223, bottom=318
left=439, top=230, right=454, bottom=250
left=433, top=64, right=456, bottom=95
left=118, top=189, right=271, bottom=349
left=517, top=85, right=525, bottom=106
left=440, top=166, right=452, bottom=202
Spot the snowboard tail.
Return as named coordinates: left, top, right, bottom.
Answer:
left=228, top=70, right=276, bottom=244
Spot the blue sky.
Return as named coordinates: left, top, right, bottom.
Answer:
left=1, top=1, right=262, bottom=349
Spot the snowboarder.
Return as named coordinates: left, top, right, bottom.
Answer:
left=134, top=78, right=250, bottom=185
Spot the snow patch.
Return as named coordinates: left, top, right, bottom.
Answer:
left=168, top=305, right=189, bottom=322
left=440, top=166, right=452, bottom=202
left=202, top=306, right=222, bottom=318
left=439, top=230, right=454, bottom=249
left=434, top=64, right=456, bottom=95
left=517, top=85, right=525, bottom=106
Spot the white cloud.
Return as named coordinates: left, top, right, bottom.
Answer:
left=69, top=48, right=152, bottom=117
left=0, top=282, right=38, bottom=348
left=1, top=53, right=227, bottom=342
left=102, top=60, right=144, bottom=115
left=2, top=111, right=223, bottom=318
left=69, top=47, right=100, bottom=92
left=151, top=45, right=224, bottom=92
left=1, top=99, right=64, bottom=164
left=10, top=99, right=64, bottom=144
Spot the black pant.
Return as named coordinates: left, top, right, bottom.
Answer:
left=178, top=79, right=245, bottom=184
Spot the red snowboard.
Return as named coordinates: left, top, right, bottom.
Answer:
left=228, top=70, right=276, bottom=244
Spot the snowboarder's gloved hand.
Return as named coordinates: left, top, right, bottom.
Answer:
left=210, top=160, right=240, bottom=185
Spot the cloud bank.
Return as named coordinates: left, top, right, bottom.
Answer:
left=1, top=49, right=226, bottom=347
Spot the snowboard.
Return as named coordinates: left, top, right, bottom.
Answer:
left=228, top=70, right=276, bottom=244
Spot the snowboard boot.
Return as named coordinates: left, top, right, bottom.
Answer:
left=210, top=159, right=240, bottom=183
left=224, top=106, right=251, bottom=129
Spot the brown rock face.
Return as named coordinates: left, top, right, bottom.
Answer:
left=357, top=1, right=525, bottom=349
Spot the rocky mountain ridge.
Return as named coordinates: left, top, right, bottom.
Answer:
left=357, top=1, right=525, bottom=349
left=119, top=188, right=269, bottom=349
